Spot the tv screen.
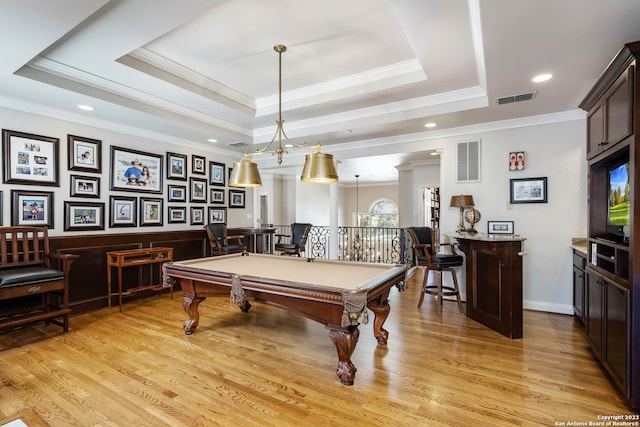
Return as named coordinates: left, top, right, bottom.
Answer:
left=607, top=161, right=630, bottom=235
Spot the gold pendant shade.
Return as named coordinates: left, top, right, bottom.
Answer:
left=229, top=155, right=262, bottom=187
left=300, top=145, right=339, bottom=183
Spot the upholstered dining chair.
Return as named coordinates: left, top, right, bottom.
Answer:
left=407, top=226, right=464, bottom=315
left=274, top=223, right=312, bottom=256
left=204, top=224, right=247, bottom=256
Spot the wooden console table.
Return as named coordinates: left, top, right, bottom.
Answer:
left=106, top=247, right=174, bottom=312
left=449, top=232, right=526, bottom=339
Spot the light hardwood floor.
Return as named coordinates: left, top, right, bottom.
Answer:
left=0, top=268, right=636, bottom=426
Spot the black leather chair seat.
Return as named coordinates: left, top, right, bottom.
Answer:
left=274, top=243, right=299, bottom=251
left=220, top=244, right=246, bottom=254
left=0, top=266, right=64, bottom=288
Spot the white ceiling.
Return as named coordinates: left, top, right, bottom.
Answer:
left=2, top=0, right=640, bottom=184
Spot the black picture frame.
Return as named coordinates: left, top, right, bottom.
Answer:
left=64, top=201, right=105, bottom=231
left=109, top=146, right=163, bottom=193
left=3, top=129, right=59, bottom=186
left=68, top=135, right=102, bottom=173
left=168, top=206, right=187, bottom=224
left=140, top=197, right=163, bottom=226
left=209, top=161, right=225, bottom=186
left=192, top=155, right=206, bottom=175
left=190, top=177, right=207, bottom=203
left=109, top=195, right=137, bottom=228
left=11, top=190, right=54, bottom=227
left=167, top=152, right=187, bottom=181
left=70, top=174, right=100, bottom=198
left=487, top=221, right=514, bottom=234
left=168, top=184, right=187, bottom=202
left=229, top=189, right=245, bottom=208
left=510, top=177, right=548, bottom=204
left=190, top=206, right=205, bottom=225
left=210, top=188, right=225, bottom=204
left=208, top=206, right=226, bottom=224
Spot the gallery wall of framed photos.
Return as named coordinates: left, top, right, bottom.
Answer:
left=0, top=108, right=252, bottom=235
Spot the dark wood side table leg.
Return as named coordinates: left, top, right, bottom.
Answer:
left=368, top=302, right=390, bottom=344
left=327, top=325, right=360, bottom=385
left=182, top=295, right=206, bottom=335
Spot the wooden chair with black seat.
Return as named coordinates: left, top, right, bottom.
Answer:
left=204, top=224, right=247, bottom=256
left=274, top=223, right=312, bottom=256
left=407, top=226, right=465, bottom=315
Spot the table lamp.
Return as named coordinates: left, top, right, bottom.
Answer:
left=450, top=195, right=475, bottom=232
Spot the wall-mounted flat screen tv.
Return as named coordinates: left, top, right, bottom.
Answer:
left=607, top=160, right=630, bottom=239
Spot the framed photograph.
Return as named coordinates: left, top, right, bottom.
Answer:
left=190, top=206, right=205, bottom=225
left=190, top=177, right=207, bottom=203
left=210, top=188, right=225, bottom=204
left=109, top=146, right=162, bottom=193
left=167, top=152, right=187, bottom=181
left=70, top=174, right=100, bottom=198
left=168, top=184, right=187, bottom=202
left=510, top=177, right=548, bottom=204
left=228, top=166, right=234, bottom=182
left=168, top=206, right=187, bottom=224
left=208, top=207, right=226, bottom=224
left=508, top=151, right=525, bottom=171
left=68, top=135, right=101, bottom=173
left=140, top=197, right=163, bottom=226
left=3, top=129, right=59, bottom=186
left=192, top=155, right=206, bottom=175
left=11, top=190, right=54, bottom=227
left=64, top=201, right=105, bottom=231
left=109, top=196, right=137, bottom=228
left=487, top=221, right=514, bottom=235
left=209, top=161, right=225, bottom=186
left=229, top=189, right=245, bottom=208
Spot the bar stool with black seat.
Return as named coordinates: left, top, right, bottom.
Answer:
left=204, top=224, right=247, bottom=256
left=407, top=226, right=464, bottom=315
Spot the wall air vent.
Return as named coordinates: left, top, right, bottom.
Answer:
left=495, top=91, right=536, bottom=105
left=228, top=142, right=248, bottom=147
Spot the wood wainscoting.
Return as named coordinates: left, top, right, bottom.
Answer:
left=47, top=229, right=207, bottom=314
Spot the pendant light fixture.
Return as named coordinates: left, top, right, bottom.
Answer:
left=229, top=45, right=339, bottom=187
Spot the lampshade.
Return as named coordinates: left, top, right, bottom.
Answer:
left=450, top=194, right=475, bottom=208
left=300, top=146, right=338, bottom=183
left=229, top=155, right=262, bottom=187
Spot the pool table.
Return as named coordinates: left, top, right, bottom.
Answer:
left=163, top=253, right=406, bottom=385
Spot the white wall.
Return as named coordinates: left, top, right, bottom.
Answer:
left=0, top=106, right=255, bottom=234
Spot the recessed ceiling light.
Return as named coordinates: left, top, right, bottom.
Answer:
left=207, top=138, right=218, bottom=143
left=424, top=122, right=436, bottom=128
left=77, top=104, right=94, bottom=111
left=532, top=73, right=552, bottom=83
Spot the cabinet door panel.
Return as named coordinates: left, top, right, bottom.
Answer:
left=586, top=272, right=603, bottom=357
left=605, top=282, right=629, bottom=395
left=572, top=265, right=584, bottom=321
left=605, top=67, right=633, bottom=146
left=586, top=102, right=604, bottom=158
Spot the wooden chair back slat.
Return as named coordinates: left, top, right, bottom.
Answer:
left=0, top=226, right=49, bottom=268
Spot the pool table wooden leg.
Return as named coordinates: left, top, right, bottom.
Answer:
left=328, top=325, right=360, bottom=385
left=182, top=295, right=205, bottom=335
left=368, top=302, right=390, bottom=344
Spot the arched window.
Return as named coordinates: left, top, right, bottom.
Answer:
left=358, top=199, right=398, bottom=228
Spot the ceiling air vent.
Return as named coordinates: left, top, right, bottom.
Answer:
left=228, top=142, right=248, bottom=147
left=495, top=91, right=536, bottom=105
